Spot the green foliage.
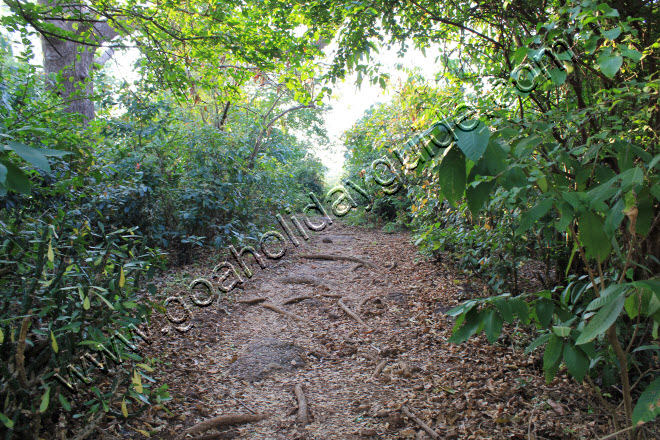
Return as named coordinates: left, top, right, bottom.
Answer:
left=338, top=0, right=660, bottom=433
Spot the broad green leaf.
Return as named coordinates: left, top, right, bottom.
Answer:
left=492, top=297, right=514, bottom=323
left=466, top=180, right=494, bottom=214
left=621, top=48, right=642, bottom=62
left=543, top=334, right=563, bottom=383
left=122, top=397, right=129, bottom=417
left=0, top=163, right=6, bottom=184
left=525, top=332, right=552, bottom=355
left=483, top=309, right=503, bottom=343
left=0, top=411, right=13, bottom=428
left=448, top=308, right=481, bottom=343
left=437, top=145, right=466, bottom=207
left=516, top=197, right=554, bottom=236
left=509, top=297, right=530, bottom=324
left=604, top=198, right=625, bottom=237
left=579, top=211, right=611, bottom=261
left=563, top=343, right=589, bottom=382
left=455, top=123, right=489, bottom=162
left=632, top=377, right=660, bottom=424
left=40, top=387, right=51, bottom=413
left=552, top=326, right=571, bottom=337
left=602, top=27, right=621, bottom=40
left=0, top=159, right=31, bottom=194
left=514, top=135, right=541, bottom=158
left=598, top=53, right=623, bottom=78
left=536, top=298, right=555, bottom=327
left=585, top=284, right=628, bottom=311
left=58, top=393, right=71, bottom=411
left=119, top=267, right=126, bottom=288
left=6, top=141, right=51, bottom=172
left=576, top=294, right=625, bottom=345
left=83, top=295, right=90, bottom=310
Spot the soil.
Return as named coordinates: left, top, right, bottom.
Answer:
left=109, top=222, right=649, bottom=439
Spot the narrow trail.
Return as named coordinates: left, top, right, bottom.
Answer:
left=128, top=223, right=612, bottom=439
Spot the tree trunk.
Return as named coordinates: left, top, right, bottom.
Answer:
left=38, top=0, right=118, bottom=123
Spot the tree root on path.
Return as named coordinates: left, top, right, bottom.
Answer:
left=357, top=295, right=378, bottom=312
left=178, top=413, right=270, bottom=439
left=297, top=253, right=379, bottom=269
left=237, top=297, right=267, bottom=305
left=281, top=295, right=314, bottom=305
left=401, top=406, right=439, bottom=439
left=294, top=384, right=310, bottom=426
left=279, top=275, right=334, bottom=289
left=337, top=299, right=369, bottom=328
left=262, top=303, right=310, bottom=323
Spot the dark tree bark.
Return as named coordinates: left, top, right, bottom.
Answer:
left=38, top=0, right=119, bottom=123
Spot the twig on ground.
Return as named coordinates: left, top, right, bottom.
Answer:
left=401, top=406, right=439, bottom=439
left=178, top=413, right=270, bottom=439
left=357, top=295, right=377, bottom=312
left=262, top=303, right=310, bottom=322
left=279, top=275, right=334, bottom=289
left=237, top=297, right=267, bottom=305
left=281, top=296, right=314, bottom=305
left=371, top=359, right=388, bottom=379
left=297, top=253, right=379, bottom=269
left=338, top=299, right=369, bottom=328
left=294, top=384, right=310, bottom=426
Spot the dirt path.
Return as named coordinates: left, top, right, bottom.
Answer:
left=123, top=223, right=616, bottom=439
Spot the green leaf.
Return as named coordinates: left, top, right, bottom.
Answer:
left=579, top=211, right=611, bottom=261
left=448, top=308, right=481, bottom=344
left=492, top=297, right=514, bottom=323
left=437, top=145, right=466, bottom=207
left=543, top=334, right=563, bottom=383
left=632, top=377, right=660, bottom=425
left=509, top=297, right=530, bottom=324
left=563, top=343, right=589, bottom=382
left=466, top=180, right=494, bottom=214
left=585, top=284, right=628, bottom=311
left=483, top=308, right=503, bottom=343
left=6, top=141, right=51, bottom=172
left=50, top=331, right=58, bottom=353
left=525, top=332, right=552, bottom=355
left=40, top=387, right=51, bottom=413
left=0, top=411, right=13, bottom=429
left=536, top=298, right=555, bottom=327
left=514, top=135, right=541, bottom=158
left=0, top=159, right=31, bottom=194
left=576, top=293, right=625, bottom=345
left=552, top=326, right=571, bottom=337
left=58, top=393, right=71, bottom=411
left=621, top=48, right=642, bottom=62
left=0, top=163, right=6, bottom=184
left=455, top=123, right=490, bottom=162
left=516, top=197, right=554, bottom=236
left=601, top=27, right=621, bottom=40
left=598, top=53, right=623, bottom=78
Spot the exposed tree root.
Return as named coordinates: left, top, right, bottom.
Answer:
left=279, top=275, right=334, bottom=289
left=178, top=413, right=270, bottom=439
left=337, top=299, right=369, bottom=328
left=294, top=384, right=310, bottom=426
left=401, top=406, right=439, bottom=439
left=237, top=297, right=267, bottom=305
left=318, top=293, right=343, bottom=298
left=371, top=359, right=388, bottom=379
left=281, top=295, right=314, bottom=305
left=357, top=295, right=378, bottom=312
left=297, top=253, right=378, bottom=269
left=262, top=303, right=310, bottom=323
